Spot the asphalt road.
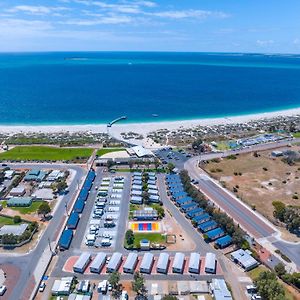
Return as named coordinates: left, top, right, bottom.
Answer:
left=184, top=143, right=300, bottom=268
left=0, top=163, right=86, bottom=300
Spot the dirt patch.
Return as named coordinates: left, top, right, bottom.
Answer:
left=162, top=209, right=196, bottom=251
left=204, top=147, right=300, bottom=241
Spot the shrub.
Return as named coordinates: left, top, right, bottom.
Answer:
left=13, top=215, right=21, bottom=224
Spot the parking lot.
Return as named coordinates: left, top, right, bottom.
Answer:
left=82, top=174, right=130, bottom=249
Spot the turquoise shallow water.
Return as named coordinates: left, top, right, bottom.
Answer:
left=0, top=52, right=300, bottom=125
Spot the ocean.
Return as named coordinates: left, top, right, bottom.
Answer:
left=0, top=52, right=300, bottom=125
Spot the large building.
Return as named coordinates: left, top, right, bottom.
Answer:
left=133, top=208, right=158, bottom=221
left=127, top=146, right=153, bottom=158
left=7, top=197, right=33, bottom=207
left=210, top=279, right=233, bottom=300
left=230, top=249, right=259, bottom=271
left=0, top=224, right=28, bottom=236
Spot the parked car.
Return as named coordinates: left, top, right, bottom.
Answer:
left=0, top=285, right=6, bottom=296
left=39, top=281, right=46, bottom=292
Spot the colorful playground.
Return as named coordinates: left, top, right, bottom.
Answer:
left=129, top=222, right=161, bottom=232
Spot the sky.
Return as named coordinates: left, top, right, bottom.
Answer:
left=0, top=0, right=299, bottom=53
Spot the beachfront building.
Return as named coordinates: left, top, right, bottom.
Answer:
left=127, top=146, right=153, bottom=158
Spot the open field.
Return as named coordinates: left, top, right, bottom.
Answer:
left=0, top=215, right=16, bottom=225
left=2, top=200, right=47, bottom=215
left=124, top=232, right=166, bottom=248
left=96, top=148, right=125, bottom=157
left=203, top=148, right=300, bottom=228
left=132, top=232, right=166, bottom=247
left=0, top=146, right=93, bottom=161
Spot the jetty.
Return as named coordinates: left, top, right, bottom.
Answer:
left=107, top=116, right=127, bottom=127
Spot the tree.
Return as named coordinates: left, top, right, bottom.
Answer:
left=125, top=229, right=134, bottom=246
left=275, top=263, right=286, bottom=277
left=56, top=180, right=68, bottom=193
left=13, top=215, right=21, bottom=224
left=132, top=272, right=147, bottom=298
left=192, top=138, right=203, bottom=150
left=1, top=234, right=18, bottom=245
left=254, top=271, right=285, bottom=300
left=142, top=191, right=150, bottom=205
left=272, top=201, right=286, bottom=221
left=167, top=163, right=175, bottom=173
left=161, top=296, right=178, bottom=300
left=38, top=202, right=51, bottom=217
left=108, top=271, right=123, bottom=299
left=154, top=159, right=160, bottom=171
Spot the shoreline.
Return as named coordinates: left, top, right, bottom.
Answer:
left=0, top=107, right=300, bottom=135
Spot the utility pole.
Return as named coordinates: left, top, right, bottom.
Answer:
left=65, top=200, right=69, bottom=216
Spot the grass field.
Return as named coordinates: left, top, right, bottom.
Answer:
left=0, top=146, right=93, bottom=161
left=292, top=132, right=300, bottom=138
left=96, top=148, right=125, bottom=157
left=7, top=201, right=47, bottom=215
left=0, top=215, right=16, bottom=225
left=132, top=233, right=165, bottom=248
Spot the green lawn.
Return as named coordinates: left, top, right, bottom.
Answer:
left=247, top=265, right=268, bottom=280
left=132, top=233, right=165, bottom=248
left=293, top=132, right=300, bottom=138
left=0, top=215, right=16, bottom=225
left=0, top=146, right=93, bottom=161
left=216, top=142, right=231, bottom=151
left=96, top=148, right=125, bottom=157
left=8, top=201, right=47, bottom=215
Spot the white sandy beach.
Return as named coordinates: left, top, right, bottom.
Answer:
left=0, top=107, right=299, bottom=135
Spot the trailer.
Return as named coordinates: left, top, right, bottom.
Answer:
left=123, top=253, right=138, bottom=274
left=90, top=252, right=107, bottom=273
left=156, top=253, right=170, bottom=274
left=172, top=252, right=185, bottom=274
left=107, top=253, right=122, bottom=273
left=73, top=252, right=91, bottom=273
left=140, top=253, right=154, bottom=274
left=188, top=252, right=201, bottom=274
left=58, top=229, right=73, bottom=250
left=67, top=212, right=80, bottom=229
left=205, top=252, right=216, bottom=274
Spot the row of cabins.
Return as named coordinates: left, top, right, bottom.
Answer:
left=58, top=170, right=96, bottom=250
left=130, top=172, right=160, bottom=205
left=73, top=251, right=217, bottom=274
left=165, top=174, right=232, bottom=249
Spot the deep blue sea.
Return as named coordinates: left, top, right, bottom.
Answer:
left=0, top=52, right=300, bottom=125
